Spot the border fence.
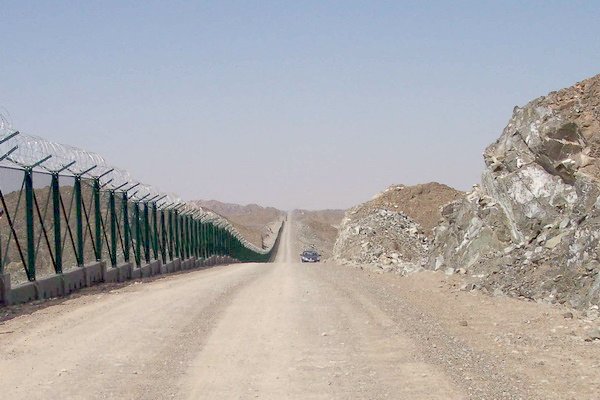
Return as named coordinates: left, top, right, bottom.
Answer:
left=0, top=122, right=281, bottom=305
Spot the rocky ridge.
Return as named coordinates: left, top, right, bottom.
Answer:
left=430, top=74, right=600, bottom=311
left=333, top=74, right=600, bottom=312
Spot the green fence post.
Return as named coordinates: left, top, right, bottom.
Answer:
left=202, top=222, right=206, bottom=258
left=181, top=215, right=188, bottom=259
left=109, top=190, right=117, bottom=267
left=190, top=218, right=195, bottom=259
left=189, top=216, right=193, bottom=259
left=196, top=219, right=201, bottom=258
left=122, top=192, right=130, bottom=263
left=143, top=202, right=150, bottom=264
left=205, top=223, right=209, bottom=258
left=74, top=176, right=84, bottom=266
left=174, top=209, right=180, bottom=259
left=215, top=227, right=219, bottom=256
left=190, top=217, right=195, bottom=259
left=186, top=215, right=191, bottom=259
left=51, top=173, right=62, bottom=273
left=168, top=209, right=174, bottom=260
left=221, top=228, right=225, bottom=255
left=153, top=203, right=160, bottom=261
left=24, top=169, right=36, bottom=281
left=93, top=178, right=102, bottom=261
left=134, top=202, right=141, bottom=267
left=160, top=209, right=167, bottom=264
left=199, top=221, right=203, bottom=258
left=210, top=224, right=215, bottom=256
left=196, top=221, right=201, bottom=259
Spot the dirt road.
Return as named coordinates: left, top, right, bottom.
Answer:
left=1, top=213, right=598, bottom=399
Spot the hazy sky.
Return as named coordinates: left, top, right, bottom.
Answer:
left=1, top=1, right=599, bottom=210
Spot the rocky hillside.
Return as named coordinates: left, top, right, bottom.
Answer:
left=191, top=200, right=284, bottom=249
left=430, top=74, right=600, bottom=310
left=332, top=183, right=463, bottom=273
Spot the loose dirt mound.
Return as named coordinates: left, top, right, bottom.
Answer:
left=333, top=183, right=462, bottom=273
left=192, top=200, right=284, bottom=249
left=357, top=183, right=464, bottom=237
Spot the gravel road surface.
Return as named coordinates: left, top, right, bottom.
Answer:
left=1, top=213, right=598, bottom=399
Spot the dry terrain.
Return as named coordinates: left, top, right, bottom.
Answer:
left=292, top=209, right=345, bottom=259
left=0, top=213, right=598, bottom=399
left=192, top=199, right=284, bottom=249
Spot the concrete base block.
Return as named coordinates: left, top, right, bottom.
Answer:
left=103, top=267, right=118, bottom=283
left=117, top=263, right=132, bottom=282
left=131, top=267, right=142, bottom=279
left=140, top=264, right=152, bottom=278
left=150, top=260, right=161, bottom=275
left=173, top=258, right=182, bottom=271
left=84, top=262, right=104, bottom=286
left=164, top=261, right=175, bottom=273
left=10, top=281, right=38, bottom=304
left=62, top=268, right=86, bottom=294
left=160, top=263, right=168, bottom=274
left=189, top=257, right=197, bottom=269
left=0, top=273, right=10, bottom=305
left=36, top=274, right=65, bottom=300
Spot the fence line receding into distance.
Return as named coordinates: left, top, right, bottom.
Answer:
left=0, top=122, right=280, bottom=301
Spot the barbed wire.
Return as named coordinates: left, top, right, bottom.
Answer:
left=0, top=124, right=268, bottom=254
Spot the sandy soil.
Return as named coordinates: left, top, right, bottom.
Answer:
left=0, top=213, right=598, bottom=399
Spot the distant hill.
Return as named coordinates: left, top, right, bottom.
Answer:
left=191, top=200, right=285, bottom=249
left=292, top=209, right=346, bottom=259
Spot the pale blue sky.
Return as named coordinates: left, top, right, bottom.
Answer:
left=1, top=1, right=599, bottom=209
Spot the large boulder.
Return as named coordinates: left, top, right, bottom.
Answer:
left=430, top=74, right=600, bottom=308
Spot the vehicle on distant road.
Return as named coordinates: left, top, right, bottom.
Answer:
left=300, top=250, right=321, bottom=263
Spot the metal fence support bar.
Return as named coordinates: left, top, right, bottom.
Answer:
left=160, top=209, right=167, bottom=264
left=109, top=190, right=117, bottom=267
left=74, top=176, right=84, bottom=266
left=52, top=174, right=62, bottom=273
left=143, top=202, right=150, bottom=263
left=134, top=202, right=141, bottom=267
left=152, top=202, right=158, bottom=261
left=122, top=192, right=130, bottom=263
left=24, top=170, right=36, bottom=281
left=93, top=178, right=102, bottom=261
